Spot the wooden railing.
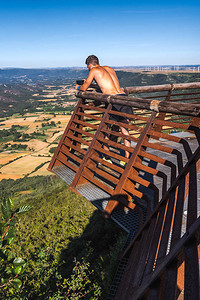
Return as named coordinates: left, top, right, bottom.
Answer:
left=48, top=82, right=200, bottom=299
left=48, top=82, right=200, bottom=217
left=115, top=145, right=200, bottom=299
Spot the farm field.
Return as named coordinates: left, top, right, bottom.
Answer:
left=0, top=111, right=71, bottom=180
left=0, top=82, right=75, bottom=180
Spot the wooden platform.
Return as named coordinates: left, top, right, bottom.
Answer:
left=48, top=82, right=200, bottom=299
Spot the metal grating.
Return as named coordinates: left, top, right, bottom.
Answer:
left=52, top=165, right=76, bottom=186
left=111, top=208, right=139, bottom=235
left=76, top=182, right=110, bottom=211
left=107, top=258, right=129, bottom=300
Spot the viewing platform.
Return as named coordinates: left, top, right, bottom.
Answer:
left=48, top=82, right=200, bottom=299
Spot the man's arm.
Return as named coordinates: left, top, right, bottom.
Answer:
left=77, top=69, right=95, bottom=91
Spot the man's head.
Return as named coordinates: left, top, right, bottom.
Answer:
left=85, top=55, right=99, bottom=69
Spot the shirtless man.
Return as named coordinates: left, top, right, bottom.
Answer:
left=76, top=55, right=132, bottom=164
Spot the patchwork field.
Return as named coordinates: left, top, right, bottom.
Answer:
left=0, top=111, right=71, bottom=180
left=0, top=152, right=28, bottom=165
left=29, top=162, right=51, bottom=177
left=2, top=116, right=38, bottom=128
left=0, top=155, right=51, bottom=176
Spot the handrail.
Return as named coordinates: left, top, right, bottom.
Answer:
left=124, top=81, right=200, bottom=94
left=76, top=88, right=200, bottom=117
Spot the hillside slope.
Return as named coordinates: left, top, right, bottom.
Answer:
left=0, top=175, right=125, bottom=299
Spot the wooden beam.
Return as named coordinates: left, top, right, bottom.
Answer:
left=76, top=90, right=200, bottom=117
left=124, top=82, right=200, bottom=94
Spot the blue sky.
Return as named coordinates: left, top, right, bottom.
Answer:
left=0, top=0, right=199, bottom=67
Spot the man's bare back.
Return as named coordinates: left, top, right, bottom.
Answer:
left=79, top=65, right=124, bottom=95
left=75, top=55, right=132, bottom=161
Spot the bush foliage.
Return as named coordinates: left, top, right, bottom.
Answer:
left=0, top=197, right=31, bottom=293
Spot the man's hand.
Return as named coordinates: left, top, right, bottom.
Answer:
left=75, top=79, right=85, bottom=91
left=75, top=84, right=80, bottom=90
left=75, top=85, right=81, bottom=95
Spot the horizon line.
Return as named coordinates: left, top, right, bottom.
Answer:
left=0, top=64, right=200, bottom=70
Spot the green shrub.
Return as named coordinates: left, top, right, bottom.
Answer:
left=49, top=258, right=101, bottom=299
left=0, top=197, right=31, bottom=294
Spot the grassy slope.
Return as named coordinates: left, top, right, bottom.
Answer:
left=0, top=175, right=126, bottom=299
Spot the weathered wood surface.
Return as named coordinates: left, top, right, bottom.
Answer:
left=76, top=90, right=200, bottom=117
left=124, top=82, right=200, bottom=94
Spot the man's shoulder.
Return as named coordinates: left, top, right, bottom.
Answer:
left=103, top=65, right=115, bottom=73
left=90, top=66, right=105, bottom=74
left=103, top=65, right=111, bottom=69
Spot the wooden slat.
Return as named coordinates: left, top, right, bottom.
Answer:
left=56, top=153, right=78, bottom=172
left=60, top=145, right=82, bottom=163
left=67, top=132, right=90, bottom=146
left=86, top=162, right=119, bottom=185
left=134, top=161, right=167, bottom=179
left=101, top=127, right=138, bottom=143
left=76, top=111, right=103, bottom=121
left=148, top=129, right=181, bottom=143
left=69, top=126, right=95, bottom=138
left=184, top=238, right=199, bottom=300
left=105, top=119, right=145, bottom=132
left=62, top=142, right=86, bottom=155
left=91, top=155, right=123, bottom=174
left=128, top=173, right=159, bottom=205
left=170, top=177, right=186, bottom=250
left=163, top=260, right=178, bottom=300
left=143, top=140, right=182, bottom=155
left=72, top=119, right=99, bottom=130
left=96, top=135, right=134, bottom=154
left=122, top=179, right=145, bottom=199
left=143, top=203, right=167, bottom=277
left=155, top=190, right=177, bottom=265
left=153, top=119, right=190, bottom=130
left=79, top=103, right=107, bottom=113
left=81, top=168, right=114, bottom=195
left=138, top=149, right=177, bottom=182
left=93, top=144, right=127, bottom=162
left=186, top=160, right=197, bottom=229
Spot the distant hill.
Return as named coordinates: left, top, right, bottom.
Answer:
left=0, top=68, right=200, bottom=118
left=116, top=71, right=200, bottom=87
left=0, top=68, right=88, bottom=84
left=0, top=67, right=200, bottom=86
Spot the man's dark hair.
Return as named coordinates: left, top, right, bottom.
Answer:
left=85, top=55, right=99, bottom=66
